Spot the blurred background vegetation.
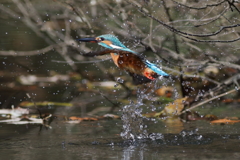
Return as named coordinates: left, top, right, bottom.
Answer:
left=0, top=0, right=240, bottom=114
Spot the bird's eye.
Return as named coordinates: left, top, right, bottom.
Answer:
left=96, top=37, right=104, bottom=41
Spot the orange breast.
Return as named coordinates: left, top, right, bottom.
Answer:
left=110, top=52, right=158, bottom=80
left=111, top=53, right=146, bottom=75
left=110, top=53, right=119, bottom=67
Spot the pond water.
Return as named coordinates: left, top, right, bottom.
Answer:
left=1, top=107, right=240, bottom=160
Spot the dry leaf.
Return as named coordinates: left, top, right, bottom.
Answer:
left=155, top=86, right=174, bottom=98
left=203, top=114, right=218, bottom=121
left=69, top=116, right=98, bottom=121
left=142, top=112, right=157, bottom=118
left=20, top=101, right=72, bottom=107
left=211, top=118, right=240, bottom=124
left=82, top=117, right=98, bottom=121
left=222, top=99, right=234, bottom=103
left=69, top=116, right=82, bottom=121
left=103, top=114, right=120, bottom=119
left=155, top=97, right=188, bottom=117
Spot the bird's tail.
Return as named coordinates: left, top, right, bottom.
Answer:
left=145, top=60, right=169, bottom=77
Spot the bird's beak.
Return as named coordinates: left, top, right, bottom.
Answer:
left=77, top=37, right=97, bottom=43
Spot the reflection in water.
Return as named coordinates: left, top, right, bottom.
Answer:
left=164, top=117, right=184, bottom=134
left=122, top=146, right=144, bottom=160
left=119, top=131, right=212, bottom=160
left=2, top=119, right=240, bottom=160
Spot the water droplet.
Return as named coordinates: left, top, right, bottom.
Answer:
left=116, top=77, right=124, bottom=83
left=118, top=60, right=123, bottom=64
left=148, top=133, right=164, bottom=140
left=121, top=93, right=148, bottom=140
left=195, top=135, right=203, bottom=140
left=108, top=142, right=114, bottom=146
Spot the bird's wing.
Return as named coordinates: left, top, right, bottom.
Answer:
left=128, top=72, right=152, bottom=85
left=144, top=60, right=169, bottom=77
left=114, top=51, right=169, bottom=77
left=81, top=49, right=115, bottom=57
left=82, top=49, right=143, bottom=57
left=82, top=49, right=169, bottom=78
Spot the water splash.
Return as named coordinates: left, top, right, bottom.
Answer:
left=120, top=89, right=148, bottom=140
left=116, top=77, right=124, bottom=83
left=120, top=79, right=173, bottom=141
left=120, top=103, right=148, bottom=140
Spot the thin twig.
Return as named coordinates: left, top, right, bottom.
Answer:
left=0, top=44, right=62, bottom=56
left=64, top=2, right=94, bottom=33
left=208, top=56, right=240, bottom=70
left=26, top=93, right=42, bottom=118
left=171, top=0, right=226, bottom=10
left=126, top=0, right=240, bottom=42
left=181, top=87, right=240, bottom=114
left=52, top=57, right=112, bottom=64
left=195, top=73, right=240, bottom=100
left=98, top=90, right=120, bottom=108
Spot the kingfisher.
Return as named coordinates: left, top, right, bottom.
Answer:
left=78, top=34, right=169, bottom=84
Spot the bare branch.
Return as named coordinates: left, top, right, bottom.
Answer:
left=126, top=0, right=240, bottom=42
left=171, top=0, right=226, bottom=10
left=63, top=1, right=94, bottom=33
left=0, top=44, right=63, bottom=56
left=181, top=87, right=240, bottom=114
left=208, top=56, right=240, bottom=70
left=226, top=0, right=240, bottom=13
left=196, top=73, right=240, bottom=101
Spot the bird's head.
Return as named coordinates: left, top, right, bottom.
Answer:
left=78, top=34, right=132, bottom=51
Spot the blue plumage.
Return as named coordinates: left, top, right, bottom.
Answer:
left=98, top=34, right=138, bottom=54
left=99, top=34, right=127, bottom=48
left=144, top=60, right=169, bottom=77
